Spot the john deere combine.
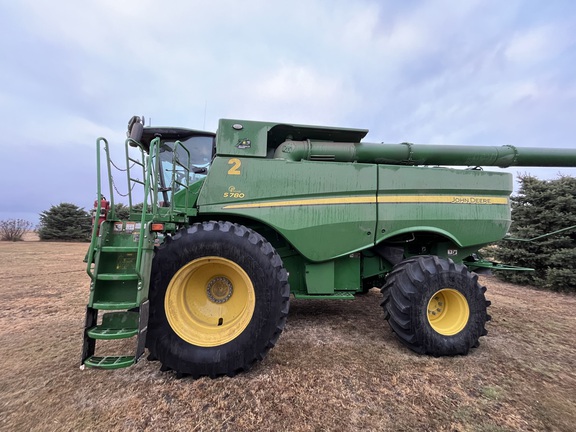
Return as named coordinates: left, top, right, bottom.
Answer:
left=81, top=116, right=576, bottom=378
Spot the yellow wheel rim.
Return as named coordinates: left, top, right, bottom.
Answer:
left=165, top=256, right=256, bottom=347
left=427, top=288, right=470, bottom=336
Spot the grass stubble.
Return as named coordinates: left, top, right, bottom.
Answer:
left=0, top=240, right=575, bottom=431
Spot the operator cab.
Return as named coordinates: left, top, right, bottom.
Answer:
left=127, top=115, right=216, bottom=205
left=157, top=135, right=214, bottom=180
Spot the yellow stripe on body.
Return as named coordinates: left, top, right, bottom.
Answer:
left=223, top=196, right=375, bottom=209
left=222, top=195, right=508, bottom=209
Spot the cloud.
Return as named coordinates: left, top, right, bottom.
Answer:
left=504, top=23, right=574, bottom=67
left=222, top=63, right=360, bottom=125
left=1, top=0, right=576, bottom=223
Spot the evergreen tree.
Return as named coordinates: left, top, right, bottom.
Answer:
left=493, top=175, right=576, bottom=293
left=38, top=203, right=92, bottom=241
left=114, top=203, right=130, bottom=220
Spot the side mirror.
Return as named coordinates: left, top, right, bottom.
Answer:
left=127, top=116, right=144, bottom=144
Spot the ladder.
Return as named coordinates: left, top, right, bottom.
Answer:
left=81, top=137, right=157, bottom=369
left=81, top=220, right=155, bottom=368
left=80, top=135, right=194, bottom=368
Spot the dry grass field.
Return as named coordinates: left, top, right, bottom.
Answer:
left=1, top=239, right=575, bottom=432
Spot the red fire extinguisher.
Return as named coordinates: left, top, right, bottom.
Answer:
left=92, top=195, right=110, bottom=234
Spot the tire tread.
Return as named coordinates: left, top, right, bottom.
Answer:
left=147, top=221, right=290, bottom=378
left=381, top=255, right=490, bottom=356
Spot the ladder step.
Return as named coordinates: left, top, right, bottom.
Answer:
left=87, top=327, right=138, bottom=339
left=97, top=273, right=139, bottom=281
left=101, top=246, right=139, bottom=253
left=84, top=356, right=135, bottom=369
left=87, top=311, right=139, bottom=339
left=92, top=301, right=140, bottom=310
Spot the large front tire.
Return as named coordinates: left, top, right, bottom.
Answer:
left=146, top=221, right=290, bottom=378
left=381, top=255, right=490, bottom=356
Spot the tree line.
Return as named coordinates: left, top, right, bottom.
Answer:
left=0, top=202, right=131, bottom=242
left=492, top=175, right=576, bottom=293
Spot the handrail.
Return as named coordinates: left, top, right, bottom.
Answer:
left=86, top=137, right=111, bottom=279
left=103, top=138, right=116, bottom=220
left=125, top=138, right=147, bottom=209
left=171, top=140, right=191, bottom=215
left=150, top=137, right=161, bottom=213
left=130, top=137, right=161, bottom=282
left=87, top=136, right=158, bottom=289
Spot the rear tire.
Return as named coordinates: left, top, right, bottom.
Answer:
left=146, top=221, right=290, bottom=378
left=381, top=255, right=490, bottom=356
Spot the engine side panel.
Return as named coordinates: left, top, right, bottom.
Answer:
left=197, top=157, right=378, bottom=262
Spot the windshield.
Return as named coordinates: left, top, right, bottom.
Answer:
left=156, top=135, right=214, bottom=200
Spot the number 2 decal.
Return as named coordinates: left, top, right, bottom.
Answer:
left=227, top=158, right=241, bottom=175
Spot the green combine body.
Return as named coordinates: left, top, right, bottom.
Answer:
left=81, top=117, right=576, bottom=378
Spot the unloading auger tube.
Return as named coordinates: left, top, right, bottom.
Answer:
left=274, top=140, right=576, bottom=167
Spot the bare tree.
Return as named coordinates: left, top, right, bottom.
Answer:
left=0, top=219, right=34, bottom=241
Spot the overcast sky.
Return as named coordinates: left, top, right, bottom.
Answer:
left=1, top=0, right=575, bottom=224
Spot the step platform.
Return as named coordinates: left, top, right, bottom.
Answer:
left=87, top=311, right=139, bottom=340
left=84, top=356, right=135, bottom=369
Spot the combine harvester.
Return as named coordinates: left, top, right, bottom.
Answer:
left=81, top=116, right=576, bottom=378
